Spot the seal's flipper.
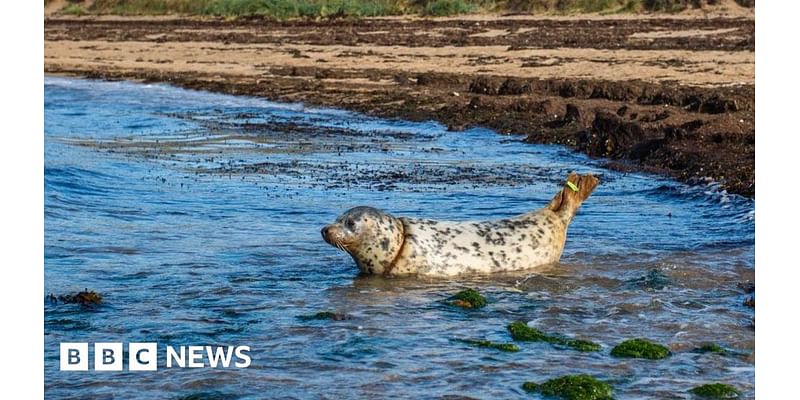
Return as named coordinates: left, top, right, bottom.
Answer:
left=547, top=173, right=599, bottom=223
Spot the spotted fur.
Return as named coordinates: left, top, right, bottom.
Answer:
left=322, top=173, right=599, bottom=277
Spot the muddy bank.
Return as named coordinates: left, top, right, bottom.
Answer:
left=44, top=16, right=754, bottom=196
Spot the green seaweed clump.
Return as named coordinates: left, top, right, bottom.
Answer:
left=521, top=375, right=614, bottom=400
left=689, top=383, right=740, bottom=399
left=296, top=311, right=349, bottom=321
left=521, top=381, right=539, bottom=392
left=508, top=321, right=549, bottom=341
left=693, top=343, right=727, bottom=354
left=507, top=321, right=601, bottom=352
left=610, top=338, right=670, bottom=360
left=458, top=339, right=519, bottom=352
left=448, top=288, right=487, bottom=309
left=561, top=338, right=603, bottom=352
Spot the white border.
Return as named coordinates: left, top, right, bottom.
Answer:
left=757, top=1, right=799, bottom=399
left=0, top=1, right=44, bottom=397
left=3, top=0, right=783, bottom=397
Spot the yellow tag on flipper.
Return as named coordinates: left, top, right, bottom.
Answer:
left=566, top=181, right=579, bottom=192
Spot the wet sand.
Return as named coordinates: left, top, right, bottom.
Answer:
left=44, top=14, right=755, bottom=196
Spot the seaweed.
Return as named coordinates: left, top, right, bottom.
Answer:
left=47, top=289, right=103, bottom=307
left=522, top=374, right=614, bottom=400
left=507, top=321, right=601, bottom=352
left=692, top=343, right=727, bottom=354
left=508, top=321, right=549, bottom=341
left=448, top=288, right=487, bottom=309
left=457, top=339, right=520, bottom=352
left=561, top=338, right=603, bottom=352
left=689, top=383, right=740, bottom=399
left=610, top=338, right=670, bottom=359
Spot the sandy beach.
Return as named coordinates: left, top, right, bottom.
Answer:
left=45, top=13, right=755, bottom=195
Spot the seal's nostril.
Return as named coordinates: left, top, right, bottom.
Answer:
left=321, top=227, right=329, bottom=238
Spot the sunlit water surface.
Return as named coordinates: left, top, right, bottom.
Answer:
left=45, top=76, right=754, bottom=399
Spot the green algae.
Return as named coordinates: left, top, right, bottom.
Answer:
left=522, top=375, right=614, bottom=400
left=508, top=321, right=549, bottom=341
left=522, top=381, right=539, bottom=392
left=507, top=321, right=601, bottom=352
left=610, top=338, right=670, bottom=360
left=448, top=288, right=487, bottom=309
left=296, top=311, right=349, bottom=321
left=457, top=339, right=520, bottom=352
left=689, top=383, right=740, bottom=399
left=561, top=338, right=603, bottom=352
left=693, top=343, right=727, bottom=354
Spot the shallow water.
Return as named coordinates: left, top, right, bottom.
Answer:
left=44, top=76, right=754, bottom=399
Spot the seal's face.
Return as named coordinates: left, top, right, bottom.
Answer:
left=321, top=206, right=404, bottom=275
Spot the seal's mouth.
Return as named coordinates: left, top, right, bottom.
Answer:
left=321, top=225, right=352, bottom=253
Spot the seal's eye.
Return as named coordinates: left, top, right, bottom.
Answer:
left=345, top=218, right=356, bottom=230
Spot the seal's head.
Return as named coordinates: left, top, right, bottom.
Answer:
left=321, top=206, right=405, bottom=275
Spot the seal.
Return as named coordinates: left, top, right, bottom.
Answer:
left=321, top=173, right=599, bottom=277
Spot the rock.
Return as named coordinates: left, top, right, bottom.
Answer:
left=579, top=111, right=663, bottom=160
left=297, top=311, right=350, bottom=321
left=48, top=289, right=103, bottom=306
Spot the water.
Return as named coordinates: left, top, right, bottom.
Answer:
left=44, top=76, right=755, bottom=399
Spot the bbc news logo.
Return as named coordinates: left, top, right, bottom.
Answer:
left=60, top=343, right=251, bottom=371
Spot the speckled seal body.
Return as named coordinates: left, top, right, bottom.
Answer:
left=322, top=173, right=599, bottom=277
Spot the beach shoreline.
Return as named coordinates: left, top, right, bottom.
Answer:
left=44, top=14, right=755, bottom=196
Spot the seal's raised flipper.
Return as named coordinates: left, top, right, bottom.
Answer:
left=547, top=173, right=599, bottom=223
